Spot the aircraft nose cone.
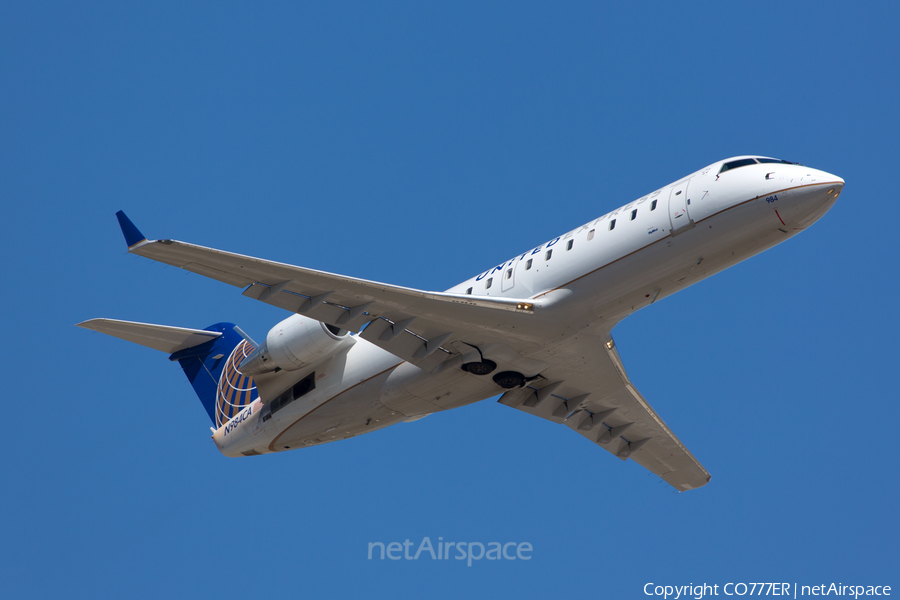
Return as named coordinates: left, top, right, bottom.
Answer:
left=824, top=174, right=843, bottom=199
left=787, top=171, right=844, bottom=228
left=825, top=172, right=844, bottom=188
left=804, top=167, right=843, bottom=186
left=800, top=167, right=844, bottom=200
left=825, top=173, right=844, bottom=199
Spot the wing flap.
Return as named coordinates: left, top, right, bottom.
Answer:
left=500, top=336, right=711, bottom=491
left=184, top=262, right=255, bottom=288
left=125, top=235, right=561, bottom=372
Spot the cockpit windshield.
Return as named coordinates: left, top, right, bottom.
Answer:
left=719, top=158, right=758, bottom=173
left=718, top=157, right=797, bottom=174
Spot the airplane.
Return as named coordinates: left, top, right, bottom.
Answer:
left=78, top=156, right=843, bottom=492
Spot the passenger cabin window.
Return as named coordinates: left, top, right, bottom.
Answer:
left=609, top=219, right=616, bottom=231
left=466, top=287, right=472, bottom=295
left=566, top=240, right=573, bottom=251
left=505, top=268, right=512, bottom=280
left=587, top=229, right=595, bottom=240
left=526, top=259, right=533, bottom=270
left=631, top=209, right=637, bottom=220
left=486, top=278, right=493, bottom=289
left=545, top=249, right=552, bottom=260
left=650, top=199, right=657, bottom=211
left=719, top=158, right=758, bottom=174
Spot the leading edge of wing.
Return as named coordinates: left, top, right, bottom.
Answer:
left=498, top=336, right=711, bottom=492
left=122, top=233, right=535, bottom=314
left=113, top=212, right=551, bottom=367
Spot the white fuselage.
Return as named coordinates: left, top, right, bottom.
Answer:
left=213, top=157, right=843, bottom=457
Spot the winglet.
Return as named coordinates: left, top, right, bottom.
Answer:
left=115, top=211, right=147, bottom=248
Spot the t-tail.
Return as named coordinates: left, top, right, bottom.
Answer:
left=76, top=318, right=259, bottom=429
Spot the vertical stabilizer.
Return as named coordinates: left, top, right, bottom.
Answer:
left=77, top=318, right=258, bottom=427
left=169, top=323, right=259, bottom=428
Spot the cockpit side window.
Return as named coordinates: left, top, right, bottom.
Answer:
left=719, top=158, right=758, bottom=174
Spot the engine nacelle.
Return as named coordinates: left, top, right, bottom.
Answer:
left=238, top=314, right=351, bottom=376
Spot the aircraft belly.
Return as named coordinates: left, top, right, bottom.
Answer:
left=264, top=367, right=401, bottom=451
left=258, top=355, right=502, bottom=452
left=383, top=361, right=503, bottom=413
left=273, top=400, right=403, bottom=450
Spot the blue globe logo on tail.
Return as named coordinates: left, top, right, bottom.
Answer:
left=216, top=340, right=258, bottom=428
left=172, top=322, right=258, bottom=428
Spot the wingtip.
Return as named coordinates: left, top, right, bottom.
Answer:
left=115, top=211, right=147, bottom=249
left=75, top=319, right=99, bottom=332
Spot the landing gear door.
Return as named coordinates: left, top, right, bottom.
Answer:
left=668, top=179, right=694, bottom=235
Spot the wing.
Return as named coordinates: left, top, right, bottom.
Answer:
left=497, top=335, right=711, bottom=492
left=114, top=212, right=560, bottom=375
left=114, top=213, right=709, bottom=489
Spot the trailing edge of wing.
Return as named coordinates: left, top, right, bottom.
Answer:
left=498, top=335, right=711, bottom=492
left=114, top=214, right=563, bottom=370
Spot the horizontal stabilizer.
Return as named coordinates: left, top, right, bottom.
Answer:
left=76, top=318, right=222, bottom=354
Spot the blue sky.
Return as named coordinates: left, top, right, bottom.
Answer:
left=2, top=2, right=898, bottom=598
